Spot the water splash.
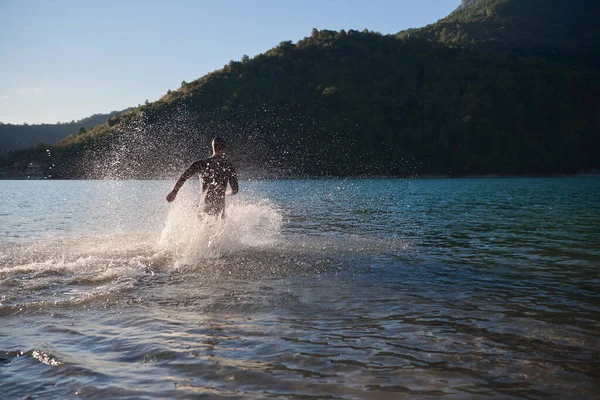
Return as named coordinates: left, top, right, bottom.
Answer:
left=158, top=191, right=282, bottom=264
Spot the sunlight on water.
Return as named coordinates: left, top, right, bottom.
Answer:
left=31, top=349, right=63, bottom=366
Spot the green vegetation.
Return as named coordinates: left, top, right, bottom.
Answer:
left=406, top=0, right=600, bottom=66
left=5, top=0, right=600, bottom=178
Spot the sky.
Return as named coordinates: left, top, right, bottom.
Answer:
left=1, top=0, right=459, bottom=125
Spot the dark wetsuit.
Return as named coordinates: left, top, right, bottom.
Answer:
left=178, top=156, right=238, bottom=217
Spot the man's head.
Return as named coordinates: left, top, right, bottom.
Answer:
left=212, top=137, right=227, bottom=154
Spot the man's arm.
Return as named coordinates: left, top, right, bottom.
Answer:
left=166, top=161, right=202, bottom=202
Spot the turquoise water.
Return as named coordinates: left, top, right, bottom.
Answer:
left=1, top=178, right=599, bottom=398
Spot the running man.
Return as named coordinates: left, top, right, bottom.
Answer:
left=166, top=137, right=238, bottom=218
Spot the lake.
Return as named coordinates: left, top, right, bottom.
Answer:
left=1, top=178, right=599, bottom=399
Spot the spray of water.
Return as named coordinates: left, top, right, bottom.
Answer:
left=158, top=190, right=282, bottom=264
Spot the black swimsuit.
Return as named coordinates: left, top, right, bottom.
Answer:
left=180, top=156, right=238, bottom=217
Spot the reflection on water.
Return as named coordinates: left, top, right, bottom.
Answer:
left=1, top=178, right=599, bottom=399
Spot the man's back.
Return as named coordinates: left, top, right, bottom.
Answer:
left=166, top=138, right=238, bottom=218
left=197, top=155, right=237, bottom=196
left=195, top=156, right=238, bottom=216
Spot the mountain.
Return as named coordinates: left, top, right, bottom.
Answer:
left=457, top=0, right=486, bottom=9
left=409, top=0, right=600, bottom=67
left=8, top=0, right=599, bottom=178
left=0, top=110, right=125, bottom=154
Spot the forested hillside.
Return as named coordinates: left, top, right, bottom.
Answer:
left=5, top=0, right=599, bottom=178
left=458, top=0, right=486, bottom=9
left=0, top=110, right=124, bottom=154
left=407, top=0, right=600, bottom=67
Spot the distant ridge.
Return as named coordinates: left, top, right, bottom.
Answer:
left=0, top=110, right=126, bottom=154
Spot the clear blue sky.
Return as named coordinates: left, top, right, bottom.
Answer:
left=1, top=0, right=459, bottom=125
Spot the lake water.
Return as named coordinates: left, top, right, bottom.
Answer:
left=1, top=178, right=599, bottom=399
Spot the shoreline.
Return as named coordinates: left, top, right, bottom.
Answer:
left=1, top=173, right=598, bottom=181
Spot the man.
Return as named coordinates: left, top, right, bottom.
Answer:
left=166, top=137, right=238, bottom=218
